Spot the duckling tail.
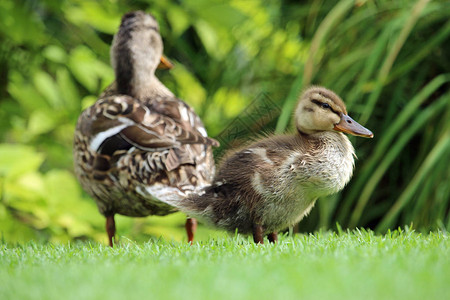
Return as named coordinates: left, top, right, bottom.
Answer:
left=157, top=183, right=225, bottom=227
left=175, top=187, right=217, bottom=222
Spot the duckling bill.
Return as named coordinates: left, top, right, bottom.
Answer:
left=164, top=86, right=373, bottom=243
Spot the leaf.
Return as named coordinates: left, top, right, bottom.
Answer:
left=0, top=205, right=38, bottom=242
left=44, top=170, right=99, bottom=237
left=57, top=214, right=94, bottom=237
left=44, top=170, right=81, bottom=206
left=184, top=0, right=247, bottom=28
left=7, top=71, right=50, bottom=113
left=56, top=67, right=80, bottom=113
left=193, top=20, right=220, bottom=57
left=0, top=0, right=45, bottom=45
left=0, top=144, right=44, bottom=178
left=63, top=2, right=121, bottom=34
left=170, top=65, right=207, bottom=110
left=33, top=71, right=62, bottom=108
left=81, top=95, right=97, bottom=110
left=166, top=5, right=191, bottom=37
left=27, top=110, right=57, bottom=136
left=5, top=171, right=46, bottom=209
left=42, top=45, right=67, bottom=64
left=69, top=46, right=113, bottom=93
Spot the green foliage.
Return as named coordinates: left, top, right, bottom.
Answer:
left=0, top=0, right=449, bottom=243
left=1, top=230, right=449, bottom=300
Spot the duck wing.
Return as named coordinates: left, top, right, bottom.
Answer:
left=83, top=95, right=218, bottom=155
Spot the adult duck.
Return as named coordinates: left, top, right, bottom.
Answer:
left=73, top=11, right=218, bottom=246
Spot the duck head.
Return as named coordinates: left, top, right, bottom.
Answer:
left=295, top=86, right=373, bottom=138
left=111, top=11, right=173, bottom=95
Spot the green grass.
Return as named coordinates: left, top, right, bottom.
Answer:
left=1, top=229, right=448, bottom=300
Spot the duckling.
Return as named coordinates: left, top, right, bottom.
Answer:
left=73, top=11, right=218, bottom=246
left=164, top=86, right=373, bottom=243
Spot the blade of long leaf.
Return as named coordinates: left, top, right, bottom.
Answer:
left=376, top=127, right=450, bottom=232
left=359, top=0, right=431, bottom=124
left=338, top=75, right=450, bottom=223
left=345, top=27, right=393, bottom=106
left=276, top=0, right=357, bottom=133
left=349, top=93, right=450, bottom=227
left=302, top=0, right=357, bottom=87
left=388, top=20, right=450, bottom=82
left=275, top=72, right=303, bottom=133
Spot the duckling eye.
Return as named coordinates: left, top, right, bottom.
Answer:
left=311, top=99, right=331, bottom=110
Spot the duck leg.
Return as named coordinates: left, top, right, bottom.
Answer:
left=185, top=218, right=197, bottom=243
left=252, top=224, right=264, bottom=244
left=106, top=215, right=116, bottom=247
left=268, top=232, right=278, bottom=243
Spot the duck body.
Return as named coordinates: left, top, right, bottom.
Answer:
left=166, top=86, right=372, bottom=243
left=74, top=94, right=216, bottom=218
left=179, top=131, right=354, bottom=235
left=73, top=11, right=218, bottom=246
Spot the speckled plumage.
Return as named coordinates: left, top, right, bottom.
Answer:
left=73, top=11, right=218, bottom=245
left=164, top=87, right=373, bottom=243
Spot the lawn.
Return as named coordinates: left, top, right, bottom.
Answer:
left=1, top=228, right=448, bottom=300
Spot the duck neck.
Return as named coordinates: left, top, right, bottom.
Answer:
left=114, top=46, right=173, bottom=99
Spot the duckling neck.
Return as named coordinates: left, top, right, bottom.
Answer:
left=114, top=48, right=173, bottom=99
left=299, top=131, right=355, bottom=196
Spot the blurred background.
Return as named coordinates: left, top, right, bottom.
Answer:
left=0, top=0, right=449, bottom=244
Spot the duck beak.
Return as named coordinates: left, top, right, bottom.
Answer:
left=334, top=114, right=373, bottom=138
left=157, top=55, right=174, bottom=69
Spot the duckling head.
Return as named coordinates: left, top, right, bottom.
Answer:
left=111, top=11, right=173, bottom=95
left=295, top=86, right=373, bottom=138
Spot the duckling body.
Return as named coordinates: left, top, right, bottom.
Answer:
left=168, top=87, right=372, bottom=243
left=73, top=11, right=218, bottom=246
